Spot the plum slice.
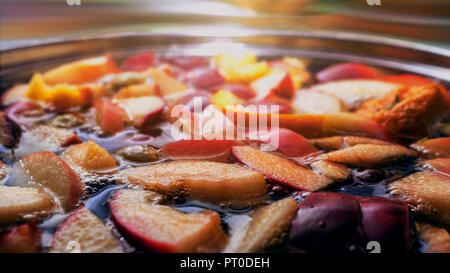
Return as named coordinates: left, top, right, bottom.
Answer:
left=109, top=189, right=227, bottom=253
left=232, top=146, right=332, bottom=191
left=50, top=207, right=123, bottom=253
left=118, top=161, right=267, bottom=208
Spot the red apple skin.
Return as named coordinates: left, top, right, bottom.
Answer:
left=122, top=52, right=155, bottom=72
left=247, top=128, right=318, bottom=157
left=374, top=74, right=435, bottom=87
left=162, top=56, right=208, bottom=70
left=316, top=62, right=384, bottom=82
left=189, top=67, right=225, bottom=89
left=359, top=197, right=409, bottom=253
left=211, top=84, right=256, bottom=100
left=94, top=99, right=127, bottom=134
left=161, top=139, right=241, bottom=162
left=0, top=222, right=40, bottom=253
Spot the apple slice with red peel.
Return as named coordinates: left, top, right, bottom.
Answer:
left=374, top=74, right=435, bottom=87
left=410, top=137, right=450, bottom=159
left=212, top=84, right=255, bottom=100
left=268, top=57, right=310, bottom=89
left=237, top=197, right=298, bottom=253
left=311, top=161, right=350, bottom=182
left=0, top=222, right=40, bottom=253
left=311, top=79, right=402, bottom=110
left=43, top=54, right=119, bottom=85
left=316, top=144, right=416, bottom=167
left=388, top=171, right=450, bottom=225
left=148, top=68, right=188, bottom=96
left=417, top=222, right=450, bottom=253
left=11, top=152, right=82, bottom=211
left=114, top=96, right=165, bottom=129
left=50, top=207, right=123, bottom=253
left=162, top=55, right=208, bottom=70
left=292, top=90, right=346, bottom=114
left=113, top=83, right=159, bottom=99
left=232, top=146, right=332, bottom=191
left=420, top=158, right=450, bottom=175
left=247, top=128, right=318, bottom=158
left=119, top=161, right=267, bottom=207
left=188, top=67, right=225, bottom=89
left=250, top=71, right=294, bottom=101
left=110, top=189, right=227, bottom=252
left=0, top=185, right=53, bottom=225
left=94, top=99, right=128, bottom=134
left=62, top=140, right=118, bottom=171
left=316, top=62, right=383, bottom=83
left=359, top=196, right=409, bottom=253
left=1, top=84, right=29, bottom=105
left=161, top=139, right=241, bottom=162
left=122, top=51, right=154, bottom=72
left=309, top=136, right=392, bottom=151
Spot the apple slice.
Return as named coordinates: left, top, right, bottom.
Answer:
left=148, top=68, right=188, bottom=96
left=161, top=140, right=241, bottom=162
left=316, top=144, right=416, bottom=167
left=211, top=89, right=243, bottom=109
left=62, top=140, right=118, bottom=171
left=411, top=137, right=450, bottom=159
left=114, top=96, right=165, bottom=130
left=309, top=136, right=392, bottom=151
left=43, top=54, right=119, bottom=85
left=0, top=222, right=40, bottom=253
left=417, top=222, right=450, bottom=253
left=311, top=79, right=402, bottom=110
left=11, top=151, right=82, bottom=211
left=213, top=84, right=255, bottom=100
left=122, top=51, right=154, bottom=72
left=232, top=146, right=332, bottom=191
left=113, top=83, right=159, bottom=99
left=250, top=71, right=294, bottom=101
left=388, top=171, right=450, bottom=225
left=0, top=186, right=53, bottom=225
left=94, top=99, right=128, bottom=135
left=119, top=161, right=267, bottom=207
left=310, top=161, right=350, bottom=181
left=1, top=84, right=29, bottom=105
left=420, top=158, right=450, bottom=175
left=316, top=62, right=383, bottom=82
left=110, top=189, right=227, bottom=252
left=237, top=197, right=298, bottom=253
left=269, top=57, right=310, bottom=89
left=50, top=207, right=123, bottom=253
left=292, top=90, right=346, bottom=114
left=188, top=67, right=225, bottom=89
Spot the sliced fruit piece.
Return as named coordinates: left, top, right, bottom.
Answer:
left=115, top=145, right=160, bottom=163
left=316, top=62, right=383, bottom=83
left=188, top=67, right=225, bottom=89
left=62, top=140, right=118, bottom=171
left=119, top=161, right=267, bottom=207
left=0, top=186, right=53, bottom=225
left=213, top=84, right=255, bottom=100
left=309, top=136, right=392, bottom=151
left=388, top=171, right=450, bottom=225
left=162, top=55, right=208, bottom=70
left=0, top=222, right=40, bottom=253
left=0, top=111, right=19, bottom=148
left=174, top=91, right=211, bottom=112
left=1, top=84, right=29, bottom=105
left=418, top=222, right=450, bottom=253
left=113, top=96, right=164, bottom=129
left=4, top=100, right=44, bottom=129
left=11, top=151, right=82, bottom=211
left=232, top=146, right=332, bottom=191
left=15, top=125, right=81, bottom=157
left=161, top=140, right=240, bottom=162
left=359, top=197, right=409, bottom=253
left=269, top=57, right=310, bottom=89
left=43, top=54, right=119, bottom=85
left=310, top=161, right=350, bottom=181
left=94, top=99, right=128, bottom=135
left=316, top=144, right=416, bottom=167
left=312, top=79, right=402, bottom=110
left=148, top=68, right=188, bottom=96
left=237, top=197, right=298, bottom=253
left=411, top=137, right=450, bottom=159
left=213, top=53, right=270, bottom=83
left=250, top=71, right=294, bottom=101
left=289, top=192, right=361, bottom=253
left=292, top=90, right=346, bottom=114
left=247, top=128, right=318, bottom=158
left=420, top=158, right=450, bottom=176
left=122, top=51, right=154, bottom=72
left=113, top=83, right=159, bottom=99
left=374, top=74, right=435, bottom=87
left=110, top=189, right=227, bottom=252
left=50, top=207, right=123, bottom=253
left=211, top=89, right=243, bottom=109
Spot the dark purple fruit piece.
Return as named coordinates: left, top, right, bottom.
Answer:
left=352, top=168, right=385, bottom=184
left=288, top=192, right=362, bottom=253
left=359, top=196, right=409, bottom=253
left=0, top=111, right=20, bottom=148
